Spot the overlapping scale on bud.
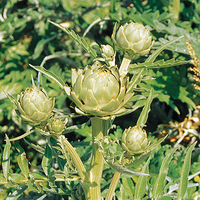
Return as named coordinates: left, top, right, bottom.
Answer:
left=121, top=125, right=149, bottom=155
left=112, top=21, right=154, bottom=58
left=16, top=86, right=55, bottom=126
left=46, top=118, right=65, bottom=135
left=69, top=61, right=133, bottom=119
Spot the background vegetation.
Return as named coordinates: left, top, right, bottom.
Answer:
left=0, top=0, right=200, bottom=199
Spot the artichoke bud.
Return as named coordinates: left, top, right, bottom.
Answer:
left=121, top=125, right=149, bottom=155
left=112, top=21, right=154, bottom=58
left=46, top=118, right=65, bottom=135
left=70, top=61, right=133, bottom=118
left=16, top=86, right=55, bottom=126
left=101, top=44, right=116, bottom=64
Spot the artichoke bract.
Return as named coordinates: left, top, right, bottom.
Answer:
left=121, top=125, right=149, bottom=155
left=16, top=86, right=55, bottom=125
left=70, top=61, right=133, bottom=119
left=112, top=21, right=154, bottom=58
left=46, top=118, right=65, bottom=135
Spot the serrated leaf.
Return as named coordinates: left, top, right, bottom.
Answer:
left=23, top=138, right=45, bottom=154
left=127, top=68, right=145, bottom=93
left=152, top=147, right=178, bottom=199
left=137, top=88, right=153, bottom=128
left=2, top=135, right=11, bottom=180
left=135, top=157, right=151, bottom=200
left=29, top=64, right=66, bottom=89
left=130, top=58, right=189, bottom=71
left=42, top=143, right=52, bottom=176
left=16, top=143, right=29, bottom=178
left=176, top=142, right=196, bottom=200
left=146, top=36, right=184, bottom=63
left=49, top=20, right=97, bottom=58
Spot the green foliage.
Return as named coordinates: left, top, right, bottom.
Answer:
left=1, top=0, right=200, bottom=199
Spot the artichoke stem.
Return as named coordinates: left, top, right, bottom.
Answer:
left=89, top=117, right=110, bottom=200
left=105, top=172, right=121, bottom=200
left=119, top=55, right=132, bottom=76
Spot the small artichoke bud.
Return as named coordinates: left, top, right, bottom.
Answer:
left=47, top=118, right=65, bottom=135
left=121, top=125, right=149, bottom=155
left=16, top=86, right=55, bottom=126
left=101, top=44, right=116, bottom=65
left=112, top=21, right=154, bottom=58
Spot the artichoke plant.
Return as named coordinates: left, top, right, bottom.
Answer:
left=69, top=61, right=133, bottom=119
left=121, top=125, right=149, bottom=155
left=15, top=85, right=55, bottom=125
left=112, top=21, right=154, bottom=58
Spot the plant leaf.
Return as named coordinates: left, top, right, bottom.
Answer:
left=176, top=142, right=196, bottom=200
left=2, top=135, right=11, bottom=180
left=23, top=138, right=45, bottom=154
left=135, top=157, right=151, bottom=199
left=42, top=143, right=52, bottom=176
left=146, top=36, right=184, bottom=63
left=137, top=88, right=153, bottom=128
left=10, top=173, right=28, bottom=183
left=32, top=36, right=56, bottom=60
left=106, top=159, right=149, bottom=176
left=152, top=147, right=178, bottom=199
left=49, top=20, right=98, bottom=58
left=16, top=142, right=29, bottom=178
left=29, top=64, right=66, bottom=89
left=130, top=58, right=189, bottom=71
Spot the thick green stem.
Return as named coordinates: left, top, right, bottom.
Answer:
left=105, top=172, right=121, bottom=200
left=119, top=54, right=132, bottom=76
left=89, top=117, right=110, bottom=200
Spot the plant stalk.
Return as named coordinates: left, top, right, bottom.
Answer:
left=89, top=117, right=110, bottom=200
left=119, top=54, right=132, bottom=76
left=105, top=172, right=121, bottom=200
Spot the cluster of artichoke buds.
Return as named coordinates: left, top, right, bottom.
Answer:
left=112, top=21, right=154, bottom=58
left=68, top=61, right=134, bottom=119
left=121, top=125, right=149, bottom=155
left=15, top=85, right=55, bottom=126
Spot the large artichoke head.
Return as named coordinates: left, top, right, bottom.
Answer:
left=112, top=21, right=154, bottom=58
left=69, top=61, right=133, bottom=119
left=121, top=125, right=149, bottom=155
left=16, top=86, right=55, bottom=126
